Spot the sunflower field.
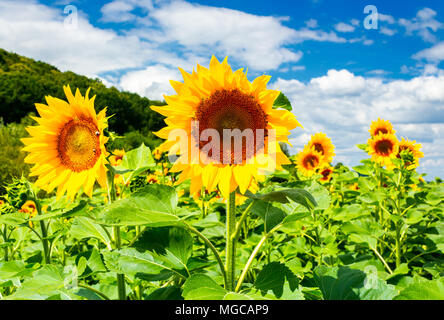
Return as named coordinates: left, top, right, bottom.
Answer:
left=0, top=57, right=443, bottom=301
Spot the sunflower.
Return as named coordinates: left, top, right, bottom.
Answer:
left=19, top=200, right=38, bottom=227
left=396, top=138, right=424, bottom=169
left=307, top=132, right=335, bottom=164
left=146, top=174, right=159, bottom=184
left=153, top=147, right=163, bottom=161
left=151, top=56, right=301, bottom=198
left=367, top=133, right=399, bottom=168
left=21, top=85, right=109, bottom=200
left=296, top=146, right=324, bottom=177
left=109, top=149, right=125, bottom=166
left=318, top=166, right=333, bottom=183
left=349, top=183, right=359, bottom=191
left=369, top=118, right=395, bottom=137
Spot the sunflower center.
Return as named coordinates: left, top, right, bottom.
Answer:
left=58, top=119, right=101, bottom=172
left=375, top=128, right=388, bottom=135
left=321, top=168, right=331, bottom=178
left=375, top=139, right=394, bottom=156
left=303, top=155, right=319, bottom=169
left=195, top=89, right=267, bottom=164
left=313, top=143, right=324, bottom=154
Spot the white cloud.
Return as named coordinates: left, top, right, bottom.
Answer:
left=0, top=0, right=165, bottom=77
left=398, top=8, right=443, bottom=42
left=380, top=26, right=397, bottom=36
left=334, top=22, right=355, bottom=33
left=142, top=0, right=305, bottom=70
left=100, top=0, right=153, bottom=23
left=379, top=13, right=396, bottom=24
left=119, top=65, right=181, bottom=100
left=272, top=70, right=444, bottom=178
left=350, top=19, right=360, bottom=27
left=414, top=41, right=444, bottom=62
left=305, top=19, right=318, bottom=28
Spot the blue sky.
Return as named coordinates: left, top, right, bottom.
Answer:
left=1, top=0, right=444, bottom=178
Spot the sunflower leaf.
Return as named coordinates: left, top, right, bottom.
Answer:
left=244, top=188, right=317, bottom=210
left=273, top=92, right=292, bottom=111
left=114, top=143, right=156, bottom=183
left=95, top=184, right=182, bottom=227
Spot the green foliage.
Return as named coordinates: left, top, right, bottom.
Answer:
left=0, top=49, right=165, bottom=135
left=0, top=120, right=32, bottom=193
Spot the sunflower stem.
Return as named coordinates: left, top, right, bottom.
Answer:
left=107, top=168, right=126, bottom=300
left=225, top=191, right=237, bottom=291
left=39, top=220, right=50, bottom=264
left=31, top=197, right=50, bottom=265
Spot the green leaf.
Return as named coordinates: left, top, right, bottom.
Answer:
left=6, top=265, right=81, bottom=300
left=114, top=143, right=155, bottom=183
left=353, top=164, right=373, bottom=176
left=244, top=188, right=317, bottom=210
left=251, top=200, right=287, bottom=233
left=30, top=200, right=88, bottom=222
left=0, top=260, right=33, bottom=280
left=86, top=248, right=107, bottom=273
left=77, top=256, right=88, bottom=276
left=145, top=286, right=183, bottom=300
left=102, top=248, right=181, bottom=281
left=395, top=278, right=444, bottom=300
left=330, top=204, right=370, bottom=222
left=133, top=227, right=193, bottom=269
left=254, top=262, right=298, bottom=298
left=0, top=212, right=28, bottom=227
left=313, top=266, right=398, bottom=300
left=182, top=274, right=227, bottom=300
left=70, top=216, right=112, bottom=248
left=272, top=92, right=292, bottom=111
left=223, top=292, right=254, bottom=300
left=96, top=185, right=182, bottom=227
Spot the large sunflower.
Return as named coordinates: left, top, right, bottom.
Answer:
left=369, top=118, right=395, bottom=137
left=21, top=85, right=109, bottom=200
left=367, top=133, right=399, bottom=168
left=307, top=132, right=335, bottom=164
left=296, top=146, right=324, bottom=177
left=396, top=138, right=424, bottom=169
left=151, top=56, right=301, bottom=198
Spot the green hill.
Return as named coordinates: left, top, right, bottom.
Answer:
left=0, top=48, right=166, bottom=135
left=0, top=48, right=167, bottom=190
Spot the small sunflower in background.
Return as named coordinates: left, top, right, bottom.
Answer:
left=349, top=183, right=359, bottom=191
left=318, top=166, right=333, bottom=183
left=369, top=118, right=396, bottom=137
left=367, top=133, right=399, bottom=168
left=146, top=174, right=159, bottom=184
left=296, top=146, right=324, bottom=177
left=307, top=132, right=335, bottom=165
left=396, top=138, right=424, bottom=170
left=19, top=200, right=38, bottom=227
left=109, top=149, right=125, bottom=166
left=21, top=85, right=109, bottom=200
left=153, top=147, right=163, bottom=161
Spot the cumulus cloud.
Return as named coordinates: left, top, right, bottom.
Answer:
left=334, top=22, right=355, bottom=33
left=414, top=41, right=444, bottom=62
left=0, top=0, right=165, bottom=77
left=140, top=0, right=307, bottom=70
left=119, top=65, right=181, bottom=100
left=271, top=71, right=444, bottom=178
